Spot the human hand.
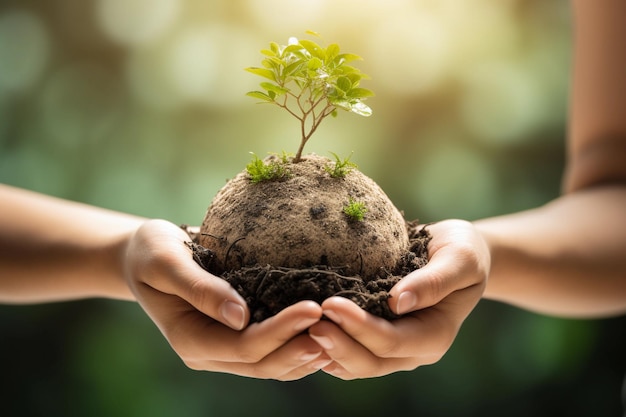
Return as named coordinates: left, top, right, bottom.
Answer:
left=123, top=219, right=329, bottom=380
left=308, top=219, right=490, bottom=379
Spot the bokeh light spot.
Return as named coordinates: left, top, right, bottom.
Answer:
left=39, top=64, right=124, bottom=149
left=409, top=143, right=498, bottom=220
left=460, top=62, right=545, bottom=145
left=245, top=0, right=326, bottom=34
left=166, top=25, right=258, bottom=107
left=0, top=10, right=50, bottom=94
left=166, top=26, right=220, bottom=102
left=366, top=12, right=451, bottom=96
left=96, top=0, right=180, bottom=46
left=126, top=24, right=259, bottom=109
left=125, top=44, right=182, bottom=110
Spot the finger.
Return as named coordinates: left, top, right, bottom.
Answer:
left=389, top=220, right=489, bottom=315
left=230, top=301, right=324, bottom=362
left=274, top=355, right=334, bottom=381
left=308, top=320, right=418, bottom=379
left=134, top=220, right=251, bottom=330
left=149, top=295, right=323, bottom=364
left=319, top=295, right=469, bottom=361
left=187, top=334, right=331, bottom=380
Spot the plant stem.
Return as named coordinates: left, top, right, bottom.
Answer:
left=294, top=108, right=328, bottom=162
left=283, top=85, right=336, bottom=163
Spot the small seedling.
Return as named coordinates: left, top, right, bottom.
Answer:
left=324, top=151, right=357, bottom=178
left=246, top=31, right=374, bottom=163
left=246, top=152, right=290, bottom=183
left=343, top=197, right=367, bottom=222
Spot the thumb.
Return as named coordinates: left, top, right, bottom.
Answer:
left=174, top=257, right=250, bottom=331
left=134, top=219, right=250, bottom=330
left=388, top=243, right=483, bottom=316
left=388, top=265, right=447, bottom=316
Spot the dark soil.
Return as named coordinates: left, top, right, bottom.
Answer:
left=186, top=221, right=431, bottom=322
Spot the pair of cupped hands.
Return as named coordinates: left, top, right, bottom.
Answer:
left=124, top=218, right=490, bottom=380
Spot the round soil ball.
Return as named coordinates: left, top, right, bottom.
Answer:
left=199, top=153, right=409, bottom=279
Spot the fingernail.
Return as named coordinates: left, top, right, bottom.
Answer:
left=310, top=359, right=333, bottom=370
left=322, top=309, right=342, bottom=325
left=310, top=334, right=334, bottom=350
left=299, top=351, right=322, bottom=362
left=220, top=300, right=246, bottom=330
left=396, top=291, right=417, bottom=315
left=294, top=317, right=319, bottom=332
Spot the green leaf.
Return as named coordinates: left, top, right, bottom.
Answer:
left=260, top=49, right=277, bottom=57
left=336, top=76, right=352, bottom=92
left=347, top=87, right=375, bottom=99
left=282, top=60, right=305, bottom=78
left=260, top=82, right=289, bottom=95
left=262, top=57, right=284, bottom=69
left=299, top=39, right=325, bottom=59
left=261, top=58, right=275, bottom=69
left=331, top=99, right=372, bottom=117
left=328, top=86, right=346, bottom=101
left=345, top=72, right=363, bottom=85
left=325, top=43, right=340, bottom=64
left=245, top=67, right=276, bottom=82
left=305, top=29, right=322, bottom=37
left=307, top=69, right=328, bottom=80
left=336, top=65, right=359, bottom=75
left=335, top=53, right=362, bottom=64
left=282, top=44, right=306, bottom=57
left=307, top=56, right=323, bottom=70
left=270, top=42, right=280, bottom=54
left=349, top=101, right=372, bottom=117
left=246, top=91, right=274, bottom=102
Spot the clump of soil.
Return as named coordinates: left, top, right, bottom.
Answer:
left=187, top=153, right=431, bottom=322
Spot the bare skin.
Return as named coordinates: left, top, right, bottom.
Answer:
left=0, top=186, right=328, bottom=380
left=307, top=0, right=626, bottom=379
left=1, top=0, right=625, bottom=381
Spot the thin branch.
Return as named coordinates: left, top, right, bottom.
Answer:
left=277, top=94, right=302, bottom=121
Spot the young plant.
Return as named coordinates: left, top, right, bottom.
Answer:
left=343, top=197, right=367, bottom=222
left=245, top=31, right=374, bottom=163
left=324, top=151, right=357, bottom=178
left=246, top=152, right=290, bottom=183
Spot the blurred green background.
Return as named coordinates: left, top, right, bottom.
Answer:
left=1, top=0, right=624, bottom=416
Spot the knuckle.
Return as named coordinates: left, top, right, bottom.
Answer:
left=187, top=276, right=214, bottom=307
left=137, top=249, right=175, bottom=285
left=454, top=241, right=484, bottom=273
left=371, top=338, right=401, bottom=359
left=425, top=270, right=446, bottom=301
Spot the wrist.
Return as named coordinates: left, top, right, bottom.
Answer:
left=472, top=219, right=501, bottom=300
left=105, top=222, right=142, bottom=301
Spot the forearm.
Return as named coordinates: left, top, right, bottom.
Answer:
left=563, top=0, right=626, bottom=192
left=476, top=0, right=626, bottom=318
left=0, top=184, right=145, bottom=302
left=476, top=186, right=626, bottom=318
